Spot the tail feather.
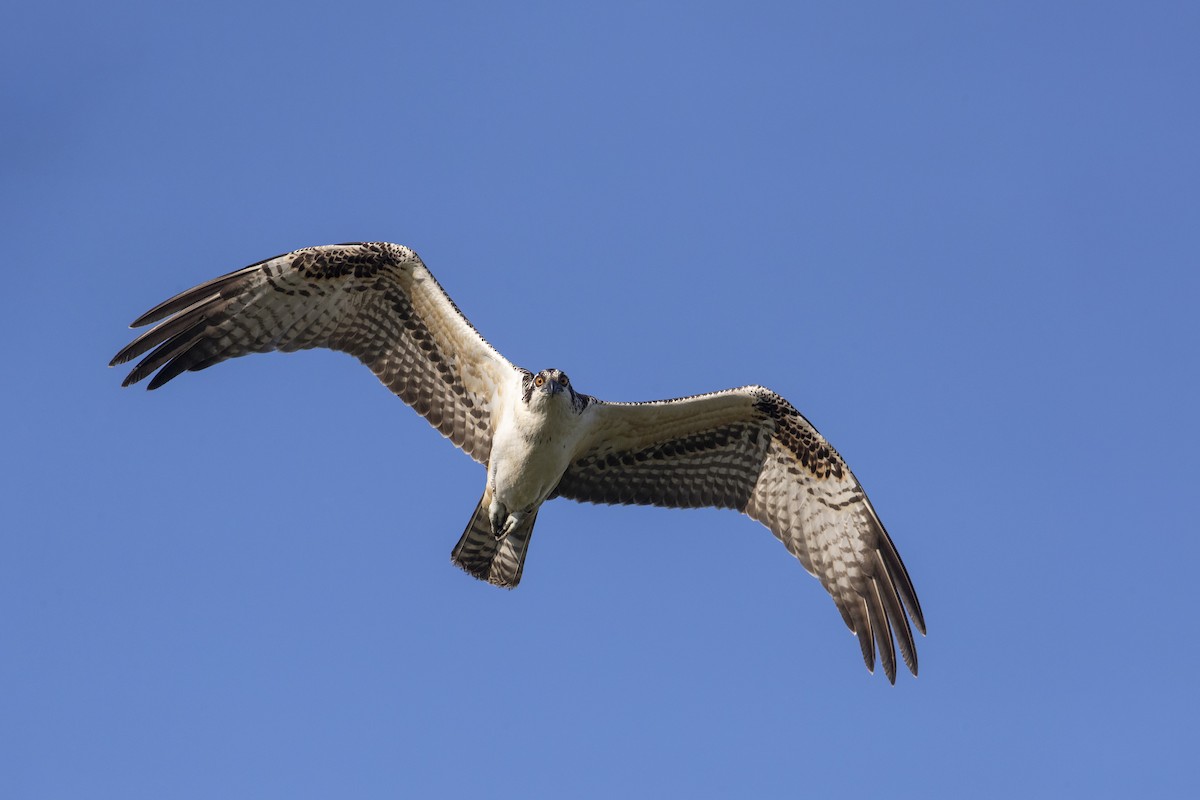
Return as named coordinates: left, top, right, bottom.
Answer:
left=450, top=494, right=538, bottom=588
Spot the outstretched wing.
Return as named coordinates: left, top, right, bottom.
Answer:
left=554, top=386, right=925, bottom=682
left=111, top=242, right=516, bottom=463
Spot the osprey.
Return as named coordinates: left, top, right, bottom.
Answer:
left=111, top=242, right=925, bottom=682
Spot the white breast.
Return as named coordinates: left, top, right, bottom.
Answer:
left=488, top=385, right=594, bottom=512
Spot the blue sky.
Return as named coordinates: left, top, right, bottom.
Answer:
left=3, top=1, right=1198, bottom=797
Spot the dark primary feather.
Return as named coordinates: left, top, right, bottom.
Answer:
left=129, top=262, right=263, bottom=328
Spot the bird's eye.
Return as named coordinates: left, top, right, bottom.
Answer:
left=558, top=374, right=568, bottom=386
left=534, top=375, right=545, bottom=387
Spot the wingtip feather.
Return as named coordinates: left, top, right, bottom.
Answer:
left=873, top=549, right=918, bottom=677
left=854, top=597, right=875, bottom=674
left=867, top=581, right=898, bottom=684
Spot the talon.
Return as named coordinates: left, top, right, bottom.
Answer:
left=494, top=511, right=527, bottom=540
left=488, top=504, right=508, bottom=539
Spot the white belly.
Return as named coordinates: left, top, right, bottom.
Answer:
left=489, top=434, right=571, bottom=510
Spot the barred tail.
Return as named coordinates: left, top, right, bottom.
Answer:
left=450, top=492, right=538, bottom=588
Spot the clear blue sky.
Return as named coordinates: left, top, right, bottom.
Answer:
left=3, top=2, right=1197, bottom=797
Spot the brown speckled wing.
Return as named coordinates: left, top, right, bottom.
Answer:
left=555, top=386, right=925, bottom=682
left=111, top=242, right=515, bottom=464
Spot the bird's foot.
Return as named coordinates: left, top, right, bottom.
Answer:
left=493, top=511, right=527, bottom=541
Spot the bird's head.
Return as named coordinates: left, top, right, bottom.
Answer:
left=523, top=368, right=587, bottom=412
left=529, top=368, right=570, bottom=397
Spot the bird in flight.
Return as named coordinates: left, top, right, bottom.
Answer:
left=111, top=242, right=925, bottom=682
